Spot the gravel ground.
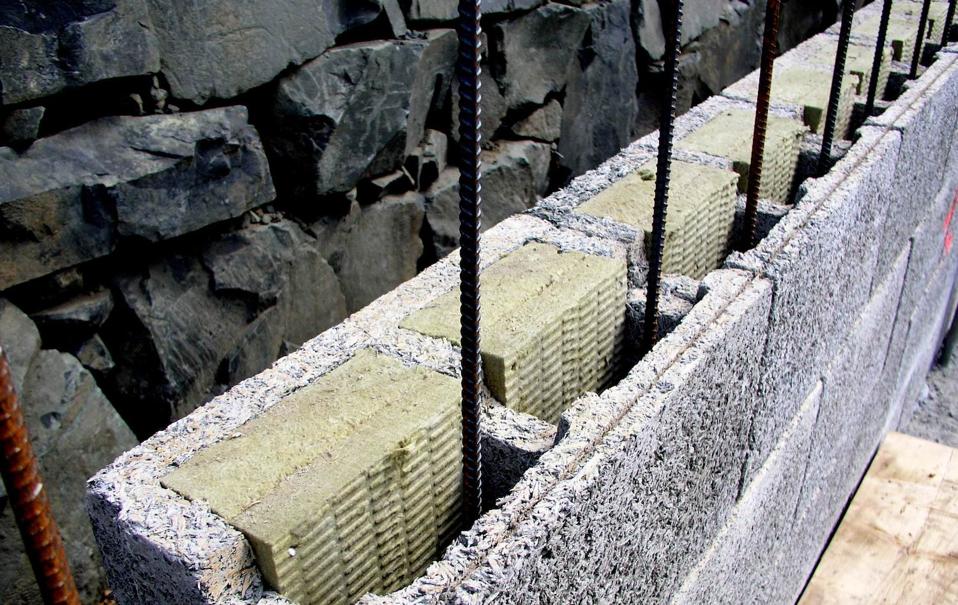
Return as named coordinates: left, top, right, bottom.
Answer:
left=904, top=356, right=958, bottom=448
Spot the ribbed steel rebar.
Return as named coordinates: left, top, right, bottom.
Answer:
left=0, top=350, right=80, bottom=605
left=865, top=0, right=895, bottom=116
left=820, top=0, right=857, bottom=175
left=943, top=0, right=957, bottom=45
left=743, top=0, right=783, bottom=249
left=911, top=0, right=934, bottom=78
left=456, top=0, right=483, bottom=522
left=642, top=0, right=684, bottom=353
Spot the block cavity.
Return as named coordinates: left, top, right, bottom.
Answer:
left=677, top=109, right=807, bottom=204
left=401, top=243, right=627, bottom=424
left=575, top=161, right=739, bottom=279
left=162, top=349, right=462, bottom=605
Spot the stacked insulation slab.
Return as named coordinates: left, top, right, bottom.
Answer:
left=851, top=2, right=949, bottom=65
left=725, top=66, right=856, bottom=138
left=797, top=37, right=892, bottom=98
left=575, top=161, right=739, bottom=279
left=162, top=350, right=462, bottom=605
left=402, top=243, right=626, bottom=424
left=677, top=109, right=807, bottom=204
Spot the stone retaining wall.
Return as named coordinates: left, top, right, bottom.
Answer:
left=87, top=3, right=958, bottom=604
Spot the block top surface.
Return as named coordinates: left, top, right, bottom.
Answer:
left=162, top=349, right=460, bottom=524
left=677, top=109, right=807, bottom=165
left=575, top=160, right=738, bottom=232
left=401, top=243, right=624, bottom=355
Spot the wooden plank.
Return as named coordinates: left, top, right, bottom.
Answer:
left=800, top=432, right=958, bottom=605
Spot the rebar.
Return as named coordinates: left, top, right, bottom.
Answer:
left=742, top=0, right=783, bottom=249
left=642, top=0, right=684, bottom=353
left=943, top=0, right=957, bottom=46
left=865, top=0, right=895, bottom=116
left=820, top=0, right=857, bottom=175
left=0, top=350, right=80, bottom=605
left=910, top=0, right=934, bottom=78
left=455, top=0, right=483, bottom=522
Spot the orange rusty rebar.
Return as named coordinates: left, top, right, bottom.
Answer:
left=0, top=348, right=80, bottom=605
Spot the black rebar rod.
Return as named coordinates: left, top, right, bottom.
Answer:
left=742, top=0, right=783, bottom=250
left=943, top=0, right=957, bottom=46
left=911, top=0, right=934, bottom=78
left=820, top=0, right=857, bottom=175
left=865, top=0, right=895, bottom=116
left=641, top=0, right=684, bottom=353
left=455, top=0, right=483, bottom=522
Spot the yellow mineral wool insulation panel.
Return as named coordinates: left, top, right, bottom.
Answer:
left=162, top=350, right=462, bottom=605
left=677, top=109, right=807, bottom=204
left=727, top=66, right=856, bottom=137
left=794, top=37, right=892, bottom=98
left=401, top=243, right=627, bottom=424
left=575, top=160, right=739, bottom=279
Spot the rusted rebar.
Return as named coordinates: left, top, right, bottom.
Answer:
left=742, top=0, right=783, bottom=249
left=820, top=0, right=857, bottom=175
left=0, top=350, right=80, bottom=605
left=910, top=0, right=934, bottom=78
left=455, top=0, right=483, bottom=522
left=642, top=0, right=684, bottom=353
left=865, top=0, right=895, bottom=116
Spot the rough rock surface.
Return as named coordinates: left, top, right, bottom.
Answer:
left=104, top=219, right=345, bottom=435
left=312, top=193, right=426, bottom=312
left=0, top=300, right=136, bottom=604
left=425, top=140, right=550, bottom=256
left=0, top=107, right=275, bottom=289
left=142, top=0, right=394, bottom=104
left=0, top=106, right=45, bottom=148
left=558, top=0, right=638, bottom=180
left=266, top=32, right=456, bottom=200
left=492, top=4, right=591, bottom=111
left=0, top=0, right=160, bottom=105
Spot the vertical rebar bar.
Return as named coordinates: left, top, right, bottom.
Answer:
left=742, top=0, right=783, bottom=250
left=911, top=0, right=934, bottom=78
left=642, top=0, right=684, bottom=353
left=820, top=0, right=857, bottom=175
left=865, top=0, right=895, bottom=116
left=943, top=0, right=957, bottom=46
left=0, top=350, right=80, bottom=605
left=455, top=0, right=483, bottom=522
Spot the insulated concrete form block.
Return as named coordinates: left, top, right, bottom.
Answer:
left=676, top=109, right=807, bottom=204
left=785, top=35, right=892, bottom=98
left=366, top=271, right=774, bottom=605
left=835, top=2, right=949, bottom=66
left=793, top=244, right=910, bottom=589
left=402, top=242, right=627, bottom=424
left=868, top=53, right=958, bottom=284
left=722, top=65, right=856, bottom=139
left=162, top=350, right=463, bottom=605
left=895, top=249, right=958, bottom=428
left=575, top=161, right=739, bottom=278
left=87, top=321, right=379, bottom=605
left=726, top=125, right=894, bottom=488
left=897, top=180, right=958, bottom=349
left=671, top=381, right=820, bottom=605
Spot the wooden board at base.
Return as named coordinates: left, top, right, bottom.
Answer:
left=800, top=431, right=958, bottom=604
